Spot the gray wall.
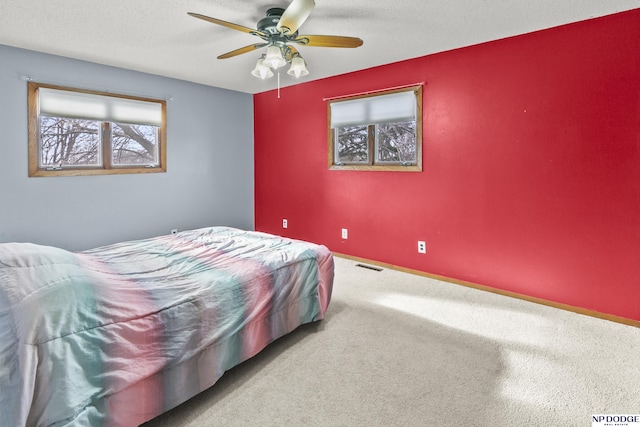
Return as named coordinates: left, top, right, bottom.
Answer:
left=0, top=45, right=254, bottom=251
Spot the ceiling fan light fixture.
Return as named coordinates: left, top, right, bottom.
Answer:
left=287, top=55, right=309, bottom=78
left=251, top=57, right=274, bottom=79
left=189, top=0, right=363, bottom=84
left=263, top=45, right=287, bottom=69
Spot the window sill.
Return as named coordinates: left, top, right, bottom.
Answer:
left=29, top=166, right=166, bottom=177
left=329, top=164, right=422, bottom=172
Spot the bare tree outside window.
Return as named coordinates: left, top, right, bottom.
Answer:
left=376, top=121, right=416, bottom=164
left=39, top=117, right=101, bottom=167
left=336, top=125, right=369, bottom=163
left=112, top=123, right=158, bottom=166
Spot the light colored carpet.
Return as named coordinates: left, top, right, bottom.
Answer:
left=144, top=256, right=639, bottom=426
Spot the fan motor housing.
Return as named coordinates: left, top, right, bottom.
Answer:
left=257, top=8, right=297, bottom=37
left=266, top=7, right=285, bottom=17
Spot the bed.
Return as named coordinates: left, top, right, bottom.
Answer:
left=0, top=226, right=334, bottom=426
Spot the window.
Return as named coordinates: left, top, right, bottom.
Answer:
left=328, top=85, right=422, bottom=171
left=28, top=82, right=166, bottom=177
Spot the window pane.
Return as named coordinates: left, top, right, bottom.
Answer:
left=336, top=125, right=369, bottom=164
left=39, top=116, right=101, bottom=167
left=111, top=123, right=158, bottom=166
left=375, top=121, right=416, bottom=164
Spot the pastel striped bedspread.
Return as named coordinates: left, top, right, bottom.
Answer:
left=0, top=227, right=334, bottom=426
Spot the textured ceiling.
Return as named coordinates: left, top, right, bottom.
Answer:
left=1, top=0, right=639, bottom=94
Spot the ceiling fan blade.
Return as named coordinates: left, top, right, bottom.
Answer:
left=188, top=12, right=266, bottom=37
left=276, top=0, right=315, bottom=34
left=294, top=34, right=364, bottom=48
left=217, top=43, right=268, bottom=59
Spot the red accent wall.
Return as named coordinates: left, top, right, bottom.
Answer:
left=254, top=9, right=640, bottom=321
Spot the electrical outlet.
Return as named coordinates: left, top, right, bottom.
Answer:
left=342, top=228, right=348, bottom=239
left=418, top=241, right=426, bottom=254
left=282, top=219, right=288, bottom=229
left=171, top=229, right=178, bottom=235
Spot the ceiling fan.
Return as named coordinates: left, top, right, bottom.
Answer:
left=188, top=0, right=363, bottom=79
